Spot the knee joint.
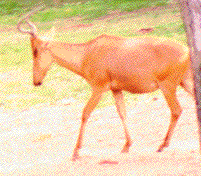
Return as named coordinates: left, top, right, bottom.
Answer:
left=172, top=108, right=182, bottom=119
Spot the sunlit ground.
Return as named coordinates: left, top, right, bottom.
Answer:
left=0, top=88, right=199, bottom=175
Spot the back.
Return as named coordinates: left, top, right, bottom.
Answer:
left=91, top=36, right=188, bottom=77
left=82, top=35, right=190, bottom=93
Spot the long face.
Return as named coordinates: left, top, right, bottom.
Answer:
left=31, top=37, right=53, bottom=86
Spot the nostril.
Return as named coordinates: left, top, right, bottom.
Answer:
left=34, top=82, right=42, bottom=86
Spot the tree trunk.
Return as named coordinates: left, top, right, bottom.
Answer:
left=180, top=0, right=201, bottom=151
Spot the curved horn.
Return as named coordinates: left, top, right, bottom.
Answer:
left=17, top=20, right=37, bottom=35
left=17, top=6, right=43, bottom=36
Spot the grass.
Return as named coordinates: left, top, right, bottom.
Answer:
left=0, top=0, right=171, bottom=25
left=0, top=1, right=186, bottom=111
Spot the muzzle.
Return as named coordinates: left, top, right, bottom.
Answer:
left=33, top=82, right=42, bottom=86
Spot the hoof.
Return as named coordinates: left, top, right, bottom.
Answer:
left=157, top=144, right=168, bottom=152
left=121, top=141, right=132, bottom=153
left=72, top=155, right=79, bottom=161
left=156, top=148, right=163, bottom=152
left=72, top=152, right=79, bottom=161
left=121, top=147, right=129, bottom=153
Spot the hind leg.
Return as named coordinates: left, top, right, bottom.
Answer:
left=157, top=81, right=182, bottom=152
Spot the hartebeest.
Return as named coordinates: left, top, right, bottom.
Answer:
left=17, top=7, right=194, bottom=161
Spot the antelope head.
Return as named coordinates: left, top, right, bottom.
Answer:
left=17, top=7, right=55, bottom=86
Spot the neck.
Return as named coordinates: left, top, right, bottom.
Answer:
left=49, top=41, right=90, bottom=77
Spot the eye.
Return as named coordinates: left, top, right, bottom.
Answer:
left=33, top=48, right=38, bottom=57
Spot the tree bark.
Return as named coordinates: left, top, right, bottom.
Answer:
left=180, top=0, right=201, bottom=151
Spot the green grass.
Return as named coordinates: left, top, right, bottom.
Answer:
left=0, top=1, right=186, bottom=111
left=32, top=0, right=171, bottom=22
left=0, top=0, right=172, bottom=25
left=0, top=0, right=27, bottom=15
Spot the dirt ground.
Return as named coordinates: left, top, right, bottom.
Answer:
left=0, top=88, right=199, bottom=175
left=1, top=6, right=201, bottom=176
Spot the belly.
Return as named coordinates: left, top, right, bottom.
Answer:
left=110, top=79, right=159, bottom=94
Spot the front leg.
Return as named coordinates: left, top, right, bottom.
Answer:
left=72, top=88, right=104, bottom=161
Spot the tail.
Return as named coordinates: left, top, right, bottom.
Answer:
left=180, top=66, right=195, bottom=97
left=178, top=43, right=194, bottom=97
